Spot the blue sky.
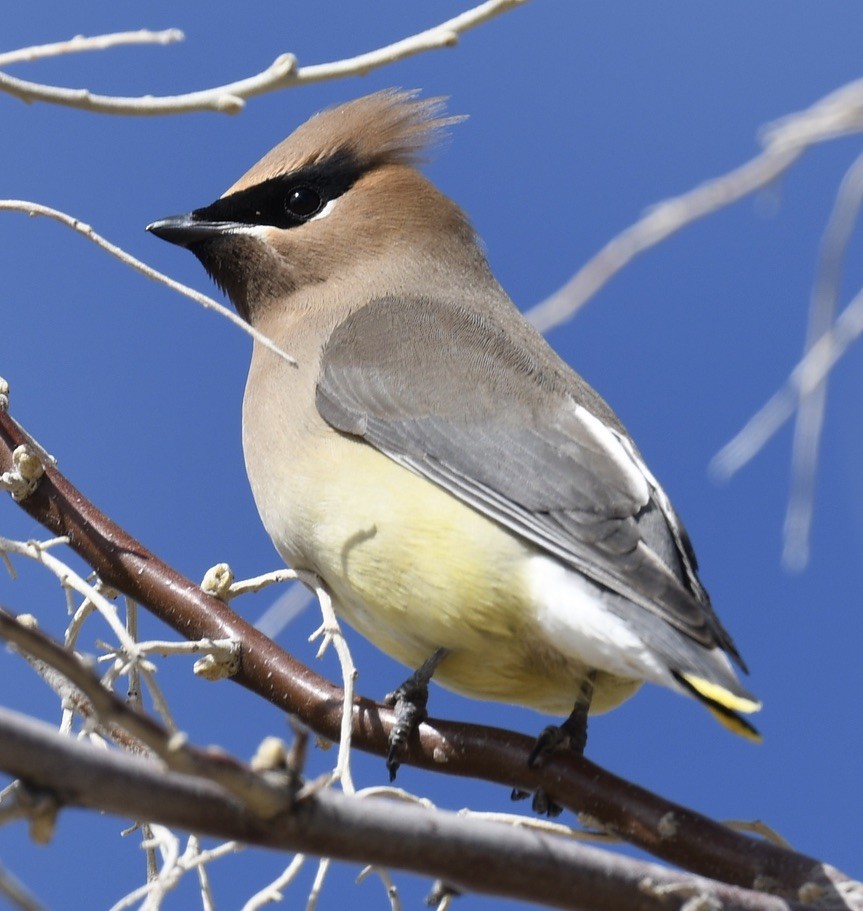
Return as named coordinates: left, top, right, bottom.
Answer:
left=2, top=3, right=863, bottom=909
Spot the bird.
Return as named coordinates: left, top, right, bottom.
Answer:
left=148, top=89, right=760, bottom=802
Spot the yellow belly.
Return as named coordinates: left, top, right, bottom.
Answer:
left=250, top=427, right=640, bottom=716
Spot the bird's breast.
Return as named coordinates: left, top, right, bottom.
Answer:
left=240, top=346, right=639, bottom=715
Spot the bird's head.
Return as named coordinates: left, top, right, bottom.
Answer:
left=148, top=90, right=477, bottom=325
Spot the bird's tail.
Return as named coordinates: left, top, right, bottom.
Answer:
left=672, top=671, right=762, bottom=743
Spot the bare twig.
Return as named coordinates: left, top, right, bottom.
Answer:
left=241, top=854, right=307, bottom=911
left=0, top=407, right=854, bottom=901
left=227, top=568, right=300, bottom=599
left=305, top=572, right=357, bottom=794
left=526, top=77, right=863, bottom=333
left=306, top=858, right=331, bottom=911
left=524, top=76, right=863, bottom=555
left=0, top=606, right=295, bottom=818
left=356, top=864, right=402, bottom=911
left=0, top=861, right=46, bottom=911
left=0, top=30, right=183, bottom=68
left=107, top=832, right=237, bottom=911
left=0, top=200, right=297, bottom=368
left=0, top=535, right=139, bottom=654
left=0, top=3, right=529, bottom=116
left=782, top=152, right=863, bottom=569
left=710, top=280, right=863, bottom=481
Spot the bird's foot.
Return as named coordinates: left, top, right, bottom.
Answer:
left=510, top=785, right=564, bottom=818
left=513, top=674, right=595, bottom=817
left=384, top=647, right=448, bottom=781
left=527, top=710, right=589, bottom=768
left=384, top=681, right=428, bottom=781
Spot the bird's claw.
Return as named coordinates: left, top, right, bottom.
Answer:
left=384, top=678, right=430, bottom=781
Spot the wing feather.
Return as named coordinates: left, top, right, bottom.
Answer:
left=316, top=295, right=743, bottom=665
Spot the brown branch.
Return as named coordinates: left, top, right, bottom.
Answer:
left=0, top=707, right=819, bottom=911
left=0, top=407, right=852, bottom=903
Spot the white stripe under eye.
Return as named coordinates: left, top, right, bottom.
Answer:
left=310, top=198, right=338, bottom=222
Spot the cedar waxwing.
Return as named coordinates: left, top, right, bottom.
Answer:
left=148, top=90, right=760, bottom=793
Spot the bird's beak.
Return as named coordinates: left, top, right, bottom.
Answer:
left=147, top=213, right=236, bottom=248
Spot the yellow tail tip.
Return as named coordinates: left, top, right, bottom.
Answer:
left=680, top=673, right=762, bottom=715
left=704, top=703, right=763, bottom=743
left=674, top=672, right=763, bottom=743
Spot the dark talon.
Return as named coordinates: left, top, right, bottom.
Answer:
left=384, top=647, right=448, bottom=780
left=531, top=789, right=563, bottom=818
left=511, top=783, right=562, bottom=817
left=385, top=686, right=427, bottom=781
left=519, top=672, right=596, bottom=815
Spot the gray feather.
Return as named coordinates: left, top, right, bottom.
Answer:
left=316, top=295, right=745, bottom=670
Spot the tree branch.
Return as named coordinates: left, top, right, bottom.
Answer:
left=0, top=200, right=297, bottom=368
left=0, top=404, right=854, bottom=904
left=0, top=707, right=831, bottom=911
left=0, top=29, right=183, bottom=68
left=526, top=76, right=863, bottom=334
left=0, top=606, right=295, bottom=817
left=0, top=2, right=529, bottom=116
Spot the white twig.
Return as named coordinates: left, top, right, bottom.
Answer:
left=254, top=582, right=314, bottom=640
left=240, top=855, right=306, bottom=911
left=64, top=598, right=97, bottom=647
left=125, top=597, right=142, bottom=712
left=354, top=785, right=436, bottom=809
left=782, top=151, right=863, bottom=570
left=724, top=819, right=793, bottom=849
left=306, top=858, right=331, bottom=911
left=0, top=536, right=138, bottom=655
left=527, top=76, right=863, bottom=333
left=0, top=861, right=46, bottom=911
left=138, top=666, right=178, bottom=735
left=0, top=30, right=183, bottom=68
left=109, top=832, right=238, bottom=911
left=0, top=3, right=528, bottom=116
left=710, top=281, right=863, bottom=481
left=194, top=838, right=217, bottom=911
left=458, top=808, right=615, bottom=842
left=356, top=865, right=402, bottom=911
left=304, top=572, right=356, bottom=794
left=228, top=568, right=299, bottom=599
left=0, top=200, right=297, bottom=368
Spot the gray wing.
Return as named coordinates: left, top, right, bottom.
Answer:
left=316, top=295, right=743, bottom=668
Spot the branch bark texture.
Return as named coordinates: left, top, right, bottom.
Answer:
left=0, top=408, right=852, bottom=905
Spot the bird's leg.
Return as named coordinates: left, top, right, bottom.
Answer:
left=512, top=671, right=596, bottom=817
left=529, top=671, right=595, bottom=766
left=384, top=647, right=449, bottom=781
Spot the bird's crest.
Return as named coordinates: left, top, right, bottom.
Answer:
left=225, top=90, right=462, bottom=195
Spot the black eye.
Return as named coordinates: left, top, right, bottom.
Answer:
left=285, top=186, right=323, bottom=219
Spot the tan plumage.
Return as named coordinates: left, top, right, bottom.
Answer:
left=148, top=90, right=760, bottom=756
